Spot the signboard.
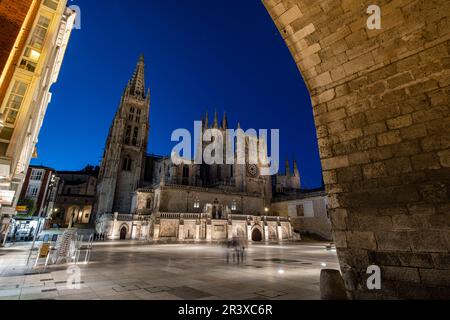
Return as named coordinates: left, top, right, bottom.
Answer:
left=16, top=206, right=28, bottom=212
left=39, top=243, right=50, bottom=258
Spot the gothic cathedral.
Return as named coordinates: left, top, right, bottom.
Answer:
left=95, top=56, right=301, bottom=242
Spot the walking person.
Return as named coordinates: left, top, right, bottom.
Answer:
left=225, top=240, right=231, bottom=264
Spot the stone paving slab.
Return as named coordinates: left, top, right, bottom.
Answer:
left=0, top=241, right=338, bottom=300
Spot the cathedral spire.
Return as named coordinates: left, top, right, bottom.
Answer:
left=213, top=110, right=219, bottom=128
left=127, top=54, right=146, bottom=97
left=222, top=112, right=228, bottom=130
left=293, top=159, right=300, bottom=177
left=285, top=159, right=291, bottom=177
left=204, top=111, right=209, bottom=129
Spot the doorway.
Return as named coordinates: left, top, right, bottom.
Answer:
left=120, top=226, right=127, bottom=240
left=251, top=228, right=262, bottom=242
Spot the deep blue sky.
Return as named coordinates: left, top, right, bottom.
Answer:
left=31, top=0, right=323, bottom=188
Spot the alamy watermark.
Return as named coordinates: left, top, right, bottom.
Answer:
left=171, top=121, right=280, bottom=176
left=66, top=265, right=82, bottom=290
left=69, top=1, right=81, bottom=30
left=367, top=5, right=382, bottom=30
left=367, top=265, right=382, bottom=290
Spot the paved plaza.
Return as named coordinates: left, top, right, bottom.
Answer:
left=0, top=241, right=338, bottom=300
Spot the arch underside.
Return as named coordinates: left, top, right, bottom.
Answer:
left=263, top=0, right=450, bottom=299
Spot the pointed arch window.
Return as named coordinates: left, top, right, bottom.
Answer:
left=231, top=200, right=237, bottom=211
left=183, top=165, right=189, bottom=178
left=194, top=198, right=200, bottom=209
left=146, top=198, right=152, bottom=209
left=217, top=166, right=221, bottom=181
left=122, top=156, right=132, bottom=171
left=125, top=125, right=131, bottom=144
left=132, top=127, right=139, bottom=146
left=135, top=109, right=141, bottom=123
left=129, top=107, right=135, bottom=121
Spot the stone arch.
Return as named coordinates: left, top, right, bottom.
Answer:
left=119, top=224, right=128, bottom=240
left=251, top=224, right=264, bottom=242
left=251, top=228, right=263, bottom=242
left=66, top=205, right=81, bottom=225
left=263, top=0, right=450, bottom=299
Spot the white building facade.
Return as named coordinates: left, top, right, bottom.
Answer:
left=0, top=0, right=76, bottom=245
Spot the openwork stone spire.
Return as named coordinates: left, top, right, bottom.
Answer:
left=293, top=159, right=299, bottom=177
left=222, top=112, right=228, bottom=130
left=213, top=110, right=219, bottom=128
left=204, top=111, right=209, bottom=129
left=128, top=54, right=146, bottom=98
left=285, top=159, right=291, bottom=177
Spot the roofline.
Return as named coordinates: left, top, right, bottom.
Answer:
left=29, top=165, right=55, bottom=171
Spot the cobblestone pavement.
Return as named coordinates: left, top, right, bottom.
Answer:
left=0, top=241, right=338, bottom=300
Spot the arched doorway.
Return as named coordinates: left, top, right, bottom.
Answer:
left=251, top=228, right=262, bottom=242
left=120, top=226, right=127, bottom=240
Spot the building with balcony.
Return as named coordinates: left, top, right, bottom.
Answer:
left=0, top=0, right=76, bottom=245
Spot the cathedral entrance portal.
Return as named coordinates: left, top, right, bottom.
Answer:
left=120, top=226, right=127, bottom=240
left=251, top=228, right=262, bottom=242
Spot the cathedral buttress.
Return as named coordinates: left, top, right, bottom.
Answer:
left=95, top=55, right=150, bottom=216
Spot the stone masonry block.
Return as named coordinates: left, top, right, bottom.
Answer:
left=387, top=115, right=413, bottom=130
left=376, top=231, right=412, bottom=252
left=343, top=52, right=375, bottom=76
left=278, top=5, right=302, bottom=28
left=346, top=231, right=377, bottom=250
left=363, top=162, right=387, bottom=179
left=378, top=131, right=402, bottom=146
left=322, top=155, right=350, bottom=170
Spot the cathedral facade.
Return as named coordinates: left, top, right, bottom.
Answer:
left=95, top=56, right=300, bottom=242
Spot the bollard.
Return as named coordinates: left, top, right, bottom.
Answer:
left=320, top=269, right=348, bottom=300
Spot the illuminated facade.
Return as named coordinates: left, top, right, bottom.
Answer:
left=95, top=57, right=301, bottom=242
left=0, top=0, right=76, bottom=245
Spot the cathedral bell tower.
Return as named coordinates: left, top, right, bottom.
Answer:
left=95, top=55, right=150, bottom=215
